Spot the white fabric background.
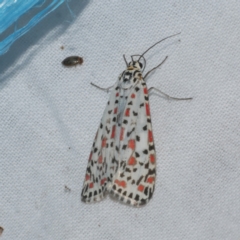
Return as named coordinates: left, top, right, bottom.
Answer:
left=1, top=0, right=240, bottom=239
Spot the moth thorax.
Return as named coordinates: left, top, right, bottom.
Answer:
left=118, top=70, right=135, bottom=89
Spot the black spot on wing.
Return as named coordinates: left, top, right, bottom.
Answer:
left=135, top=194, right=140, bottom=201
left=143, top=149, right=148, bottom=154
left=144, top=187, right=149, bottom=196
left=135, top=152, right=140, bottom=157
left=136, top=176, right=143, bottom=185
left=149, top=145, right=155, bottom=151
left=143, top=125, right=147, bottom=131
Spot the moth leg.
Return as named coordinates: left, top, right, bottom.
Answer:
left=91, top=82, right=114, bottom=93
left=143, top=56, right=168, bottom=80
left=149, top=87, right=192, bottom=101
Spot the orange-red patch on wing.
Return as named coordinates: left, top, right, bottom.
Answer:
left=131, top=93, right=135, bottom=98
left=114, top=107, right=118, bottom=114
left=89, top=182, right=94, bottom=188
left=148, top=130, right=153, bottom=142
left=149, top=154, right=155, bottom=164
left=147, top=177, right=155, bottom=184
left=145, top=103, right=150, bottom=116
left=114, top=179, right=127, bottom=188
left=138, top=185, right=145, bottom=192
left=111, top=125, right=116, bottom=138
left=125, top=108, right=130, bottom=116
left=100, top=178, right=107, bottom=185
left=128, top=139, right=135, bottom=149
left=128, top=156, right=137, bottom=165
left=144, top=87, right=148, bottom=95
left=102, top=138, right=107, bottom=148
left=85, top=174, right=90, bottom=181
left=116, top=92, right=119, bottom=97
left=120, top=127, right=125, bottom=141
left=98, top=155, right=103, bottom=163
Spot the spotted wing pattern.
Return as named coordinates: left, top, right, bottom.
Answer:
left=81, top=83, right=120, bottom=203
left=82, top=64, right=156, bottom=207
left=108, top=81, right=156, bottom=206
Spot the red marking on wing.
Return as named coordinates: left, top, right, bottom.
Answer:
left=89, top=182, right=94, bottom=188
left=131, top=93, right=135, bottom=98
left=138, top=185, right=145, bottom=192
left=145, top=103, right=150, bottom=116
left=148, top=130, right=153, bottom=142
left=149, top=154, right=155, bottom=164
left=102, top=138, right=107, bottom=148
left=147, top=177, right=155, bottom=184
left=116, top=92, right=119, bottom=97
left=128, top=156, right=137, bottom=165
left=125, top=108, right=130, bottom=116
left=88, top=152, right=92, bottom=161
left=114, top=179, right=127, bottom=188
left=98, top=155, right=103, bottom=163
left=101, top=178, right=107, bottom=185
left=85, top=174, right=90, bottom=181
left=120, top=127, right=125, bottom=141
left=128, top=139, right=135, bottom=149
left=114, top=107, right=118, bottom=114
left=144, top=87, right=148, bottom=95
left=111, top=125, right=116, bottom=138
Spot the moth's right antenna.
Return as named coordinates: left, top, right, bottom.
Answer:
left=138, top=32, right=181, bottom=61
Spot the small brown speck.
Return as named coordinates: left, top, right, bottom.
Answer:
left=60, top=46, right=64, bottom=50
left=64, top=185, right=71, bottom=193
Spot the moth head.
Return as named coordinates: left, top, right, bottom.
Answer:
left=127, top=61, right=144, bottom=71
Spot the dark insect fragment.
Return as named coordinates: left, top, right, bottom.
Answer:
left=62, top=56, right=83, bottom=66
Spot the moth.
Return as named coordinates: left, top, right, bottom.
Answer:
left=81, top=33, right=191, bottom=206
left=62, top=56, right=83, bottom=66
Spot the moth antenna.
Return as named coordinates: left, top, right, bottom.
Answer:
left=123, top=54, right=128, bottom=67
left=138, top=32, right=181, bottom=61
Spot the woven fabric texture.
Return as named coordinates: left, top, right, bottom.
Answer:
left=0, top=1, right=240, bottom=239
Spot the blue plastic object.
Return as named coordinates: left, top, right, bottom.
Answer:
left=0, top=0, right=67, bottom=55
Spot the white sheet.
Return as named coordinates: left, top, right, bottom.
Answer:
left=1, top=1, right=240, bottom=239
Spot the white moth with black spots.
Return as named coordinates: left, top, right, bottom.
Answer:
left=81, top=33, right=192, bottom=207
